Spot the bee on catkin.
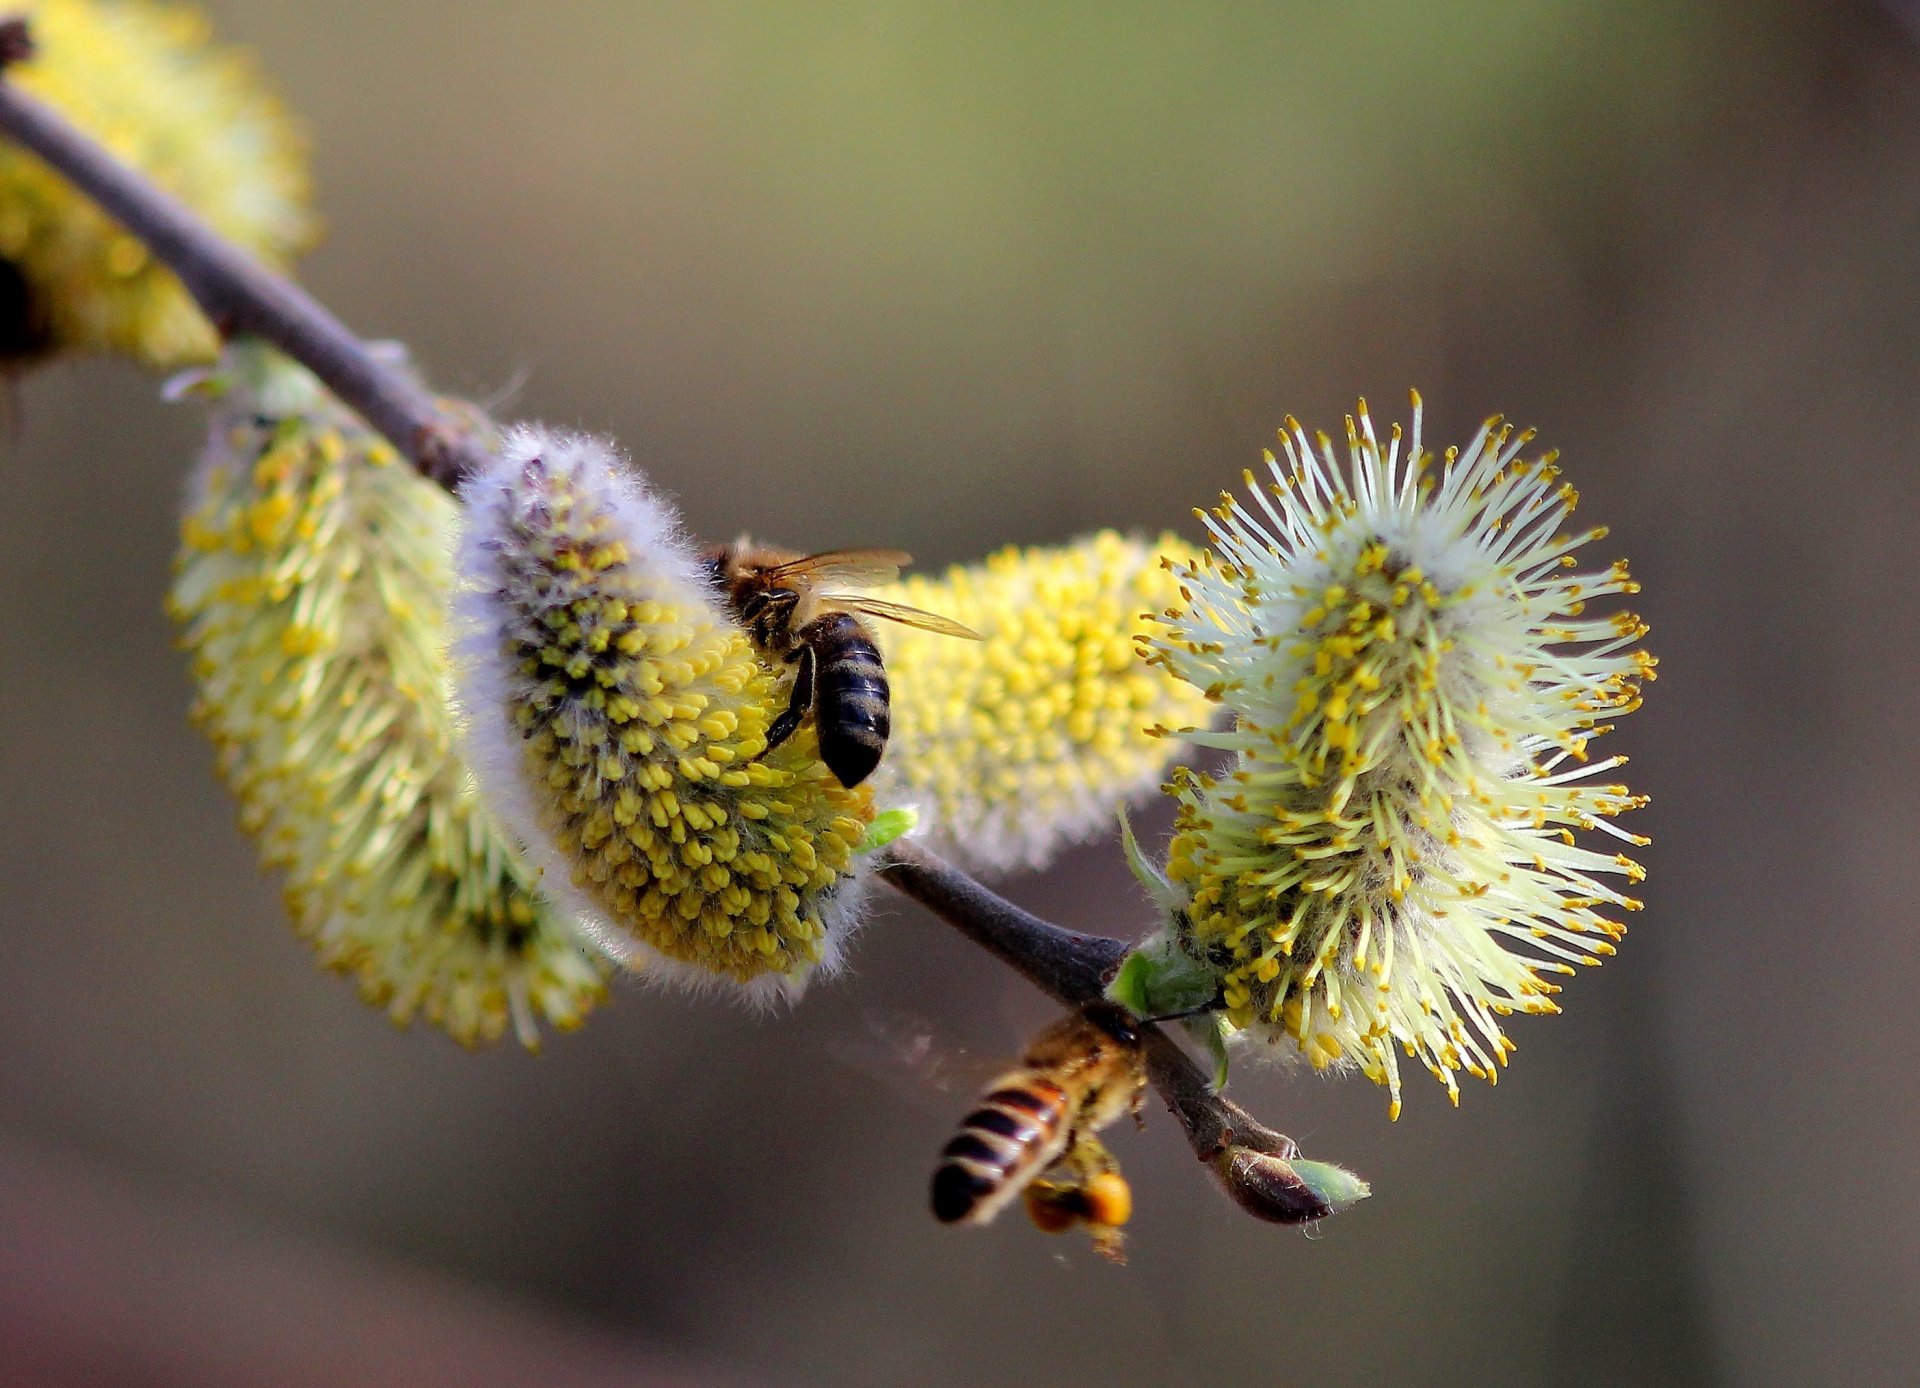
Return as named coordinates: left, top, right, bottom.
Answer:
left=703, top=541, right=979, bottom=789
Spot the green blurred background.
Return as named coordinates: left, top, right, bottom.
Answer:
left=4, top=2, right=1919, bottom=1384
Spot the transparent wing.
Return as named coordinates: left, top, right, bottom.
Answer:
left=827, top=1008, right=1003, bottom=1113
left=761, top=548, right=913, bottom=586
left=828, top=594, right=984, bottom=640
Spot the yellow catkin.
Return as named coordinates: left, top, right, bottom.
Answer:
left=456, top=430, right=875, bottom=1002
left=872, top=532, right=1216, bottom=875
left=0, top=0, right=313, bottom=364
left=169, top=344, right=607, bottom=1048
left=1151, top=398, right=1652, bottom=1115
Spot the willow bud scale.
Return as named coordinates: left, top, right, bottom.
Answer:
left=456, top=431, right=874, bottom=1002
left=169, top=346, right=607, bottom=1048
left=872, top=531, right=1215, bottom=875
left=1151, top=397, right=1652, bottom=1115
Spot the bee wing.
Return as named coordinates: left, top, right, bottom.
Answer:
left=826, top=595, right=984, bottom=641
left=761, top=548, right=914, bottom=586
left=828, top=1009, right=1003, bottom=1113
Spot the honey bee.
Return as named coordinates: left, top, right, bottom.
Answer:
left=703, top=540, right=980, bottom=788
left=931, top=1003, right=1148, bottom=1260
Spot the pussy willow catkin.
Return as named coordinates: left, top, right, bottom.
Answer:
left=1150, top=397, right=1651, bottom=1115
left=872, top=531, right=1215, bottom=875
left=170, top=345, right=607, bottom=1047
left=455, top=429, right=875, bottom=1004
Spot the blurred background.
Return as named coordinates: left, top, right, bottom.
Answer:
left=3, top=1, right=1918, bottom=1384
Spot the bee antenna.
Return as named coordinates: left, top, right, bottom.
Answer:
left=1139, top=998, right=1224, bottom=1027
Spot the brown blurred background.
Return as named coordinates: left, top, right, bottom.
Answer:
left=3, top=2, right=1918, bottom=1384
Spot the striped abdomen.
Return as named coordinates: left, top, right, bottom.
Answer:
left=805, top=612, right=890, bottom=788
left=931, top=1074, right=1073, bottom=1225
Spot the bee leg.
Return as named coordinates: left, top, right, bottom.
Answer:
left=763, top=641, right=817, bottom=754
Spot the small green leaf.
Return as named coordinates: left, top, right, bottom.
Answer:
left=1108, top=950, right=1153, bottom=1017
left=160, top=366, right=222, bottom=401
left=1105, top=931, right=1220, bottom=1020
left=1289, top=1158, right=1372, bottom=1214
left=857, top=805, right=919, bottom=854
left=1183, top=1011, right=1232, bottom=1091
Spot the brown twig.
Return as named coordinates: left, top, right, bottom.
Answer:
left=0, top=16, right=1317, bottom=1190
left=876, top=840, right=1128, bottom=1001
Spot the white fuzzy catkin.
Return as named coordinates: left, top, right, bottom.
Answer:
left=455, top=428, right=876, bottom=1004
left=1151, top=397, right=1652, bottom=1115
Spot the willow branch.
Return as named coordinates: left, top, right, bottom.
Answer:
left=875, top=840, right=1127, bottom=1001
left=0, top=21, right=479, bottom=492
left=0, top=19, right=1293, bottom=1174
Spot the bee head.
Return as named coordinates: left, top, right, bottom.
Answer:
left=703, top=535, right=785, bottom=607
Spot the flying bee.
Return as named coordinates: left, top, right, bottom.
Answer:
left=930, top=1003, right=1148, bottom=1256
left=703, top=540, right=980, bottom=788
